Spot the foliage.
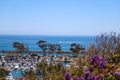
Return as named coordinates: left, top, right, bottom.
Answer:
left=0, top=77, right=6, bottom=80
left=65, top=55, right=120, bottom=80
left=48, top=44, right=61, bottom=53
left=37, top=40, right=48, bottom=53
left=70, top=43, right=85, bottom=55
left=12, top=42, right=28, bottom=53
left=23, top=62, right=66, bottom=80
left=36, top=62, right=48, bottom=76
left=89, top=32, right=120, bottom=63
left=0, top=67, right=9, bottom=78
left=37, top=40, right=62, bottom=54
left=24, top=69, right=37, bottom=80
left=36, top=62, right=66, bottom=80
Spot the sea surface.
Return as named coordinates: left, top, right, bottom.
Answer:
left=0, top=35, right=95, bottom=51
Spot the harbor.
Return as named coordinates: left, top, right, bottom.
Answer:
left=0, top=52, right=81, bottom=79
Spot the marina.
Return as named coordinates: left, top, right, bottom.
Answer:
left=0, top=52, right=79, bottom=79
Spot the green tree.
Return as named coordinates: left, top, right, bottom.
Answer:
left=70, top=43, right=85, bottom=56
left=12, top=42, right=26, bottom=53
left=37, top=40, right=48, bottom=55
left=48, top=44, right=57, bottom=53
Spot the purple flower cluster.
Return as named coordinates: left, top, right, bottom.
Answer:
left=90, top=55, right=106, bottom=69
left=65, top=72, right=71, bottom=80
left=84, top=71, right=90, bottom=79
left=73, top=76, right=78, bottom=80
left=65, top=71, right=102, bottom=80
left=78, top=77, right=84, bottom=80
left=84, top=71, right=102, bottom=80
left=115, top=72, right=120, bottom=79
left=22, top=77, right=28, bottom=80
left=64, top=55, right=110, bottom=80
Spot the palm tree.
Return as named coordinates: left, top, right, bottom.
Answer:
left=70, top=43, right=85, bottom=57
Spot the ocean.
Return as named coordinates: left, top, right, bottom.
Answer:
left=0, top=35, right=95, bottom=51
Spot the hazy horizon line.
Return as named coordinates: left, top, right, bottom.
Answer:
left=0, top=34, right=97, bottom=37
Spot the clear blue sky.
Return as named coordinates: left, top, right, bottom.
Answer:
left=0, top=0, right=120, bottom=36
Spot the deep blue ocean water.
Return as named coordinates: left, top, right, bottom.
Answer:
left=0, top=35, right=95, bottom=50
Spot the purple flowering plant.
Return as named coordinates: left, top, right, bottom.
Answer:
left=65, top=72, right=71, bottom=80
left=65, top=55, right=120, bottom=80
left=90, top=55, right=106, bottom=69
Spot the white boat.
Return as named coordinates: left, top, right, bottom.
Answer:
left=14, top=65, right=19, bottom=69
left=65, top=64, right=70, bottom=67
left=5, top=73, right=15, bottom=80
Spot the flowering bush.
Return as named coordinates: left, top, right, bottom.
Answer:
left=90, top=55, right=106, bottom=69
left=65, top=55, right=120, bottom=80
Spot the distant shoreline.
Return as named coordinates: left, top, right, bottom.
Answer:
left=0, top=34, right=96, bottom=37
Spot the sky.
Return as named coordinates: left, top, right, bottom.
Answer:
left=0, top=0, right=120, bottom=36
